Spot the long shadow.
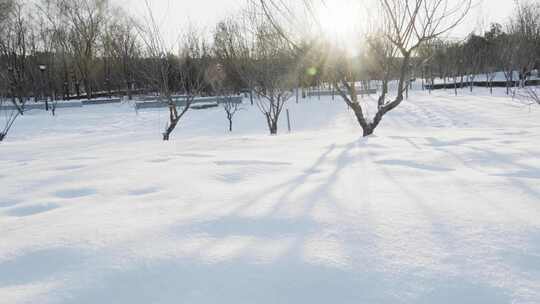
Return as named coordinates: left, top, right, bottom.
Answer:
left=223, top=143, right=338, bottom=217
left=414, top=135, right=540, bottom=217
left=372, top=151, right=515, bottom=302
left=162, top=141, right=351, bottom=270
left=264, top=139, right=365, bottom=271
left=3, top=137, right=524, bottom=303
left=268, top=140, right=360, bottom=217
left=58, top=137, right=411, bottom=303
left=430, top=139, right=540, bottom=202
left=168, top=137, right=370, bottom=270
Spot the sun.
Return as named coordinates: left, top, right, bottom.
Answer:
left=315, top=1, right=364, bottom=42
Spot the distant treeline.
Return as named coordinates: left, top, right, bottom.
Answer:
left=426, top=80, right=540, bottom=91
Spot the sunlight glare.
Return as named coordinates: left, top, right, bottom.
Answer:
left=316, top=1, right=365, bottom=44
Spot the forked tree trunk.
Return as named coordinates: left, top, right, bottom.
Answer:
left=347, top=102, right=381, bottom=137
left=162, top=102, right=184, bottom=141
left=270, top=123, right=277, bottom=135
left=265, top=112, right=278, bottom=135
left=336, top=54, right=410, bottom=138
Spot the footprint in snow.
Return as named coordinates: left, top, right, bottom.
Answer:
left=215, top=160, right=292, bottom=166
left=55, top=165, right=86, bottom=171
left=0, top=200, right=21, bottom=208
left=6, top=203, right=60, bottom=217
left=376, top=159, right=454, bottom=172
left=148, top=158, right=170, bottom=163
left=69, top=156, right=97, bottom=161
left=128, top=187, right=159, bottom=196
left=55, top=188, right=97, bottom=199
left=177, top=153, right=214, bottom=158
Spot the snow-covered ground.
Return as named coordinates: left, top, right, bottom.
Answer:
left=1, top=88, right=539, bottom=303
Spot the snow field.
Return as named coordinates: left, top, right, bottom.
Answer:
left=1, top=88, right=539, bottom=303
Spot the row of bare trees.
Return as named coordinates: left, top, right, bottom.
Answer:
left=418, top=0, right=540, bottom=95
left=212, top=8, right=299, bottom=135
left=4, top=0, right=536, bottom=141
left=259, top=0, right=473, bottom=137
left=257, top=0, right=540, bottom=136
left=4, top=0, right=145, bottom=102
left=0, top=0, right=144, bottom=140
left=0, top=0, right=307, bottom=141
left=0, top=0, right=476, bottom=140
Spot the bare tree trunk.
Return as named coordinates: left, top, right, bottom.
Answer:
left=162, top=104, right=178, bottom=141
left=406, top=81, right=409, bottom=99
left=227, top=110, right=234, bottom=132
left=84, top=78, right=92, bottom=100
left=421, top=68, right=425, bottom=90
left=127, top=81, right=133, bottom=100
left=75, top=80, right=81, bottom=99
left=429, top=67, right=433, bottom=94
left=265, top=112, right=278, bottom=135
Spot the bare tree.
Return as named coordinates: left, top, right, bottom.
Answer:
left=496, top=29, right=519, bottom=95
left=39, top=0, right=72, bottom=100
left=0, top=0, right=27, bottom=141
left=51, top=0, right=109, bottom=100
left=213, top=18, right=256, bottom=105
left=337, top=0, right=471, bottom=136
left=214, top=8, right=297, bottom=135
left=510, top=0, right=540, bottom=88
left=483, top=23, right=503, bottom=94
left=463, top=34, right=487, bottom=92
left=445, top=42, right=466, bottom=96
left=259, top=0, right=471, bottom=136
left=415, top=40, right=437, bottom=92
left=252, top=25, right=296, bottom=134
left=137, top=2, right=209, bottom=141
left=207, top=63, right=242, bottom=132
left=423, top=39, right=452, bottom=91
left=163, top=31, right=211, bottom=140
left=106, top=10, right=139, bottom=100
left=515, top=84, right=540, bottom=108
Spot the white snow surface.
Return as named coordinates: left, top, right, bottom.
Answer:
left=1, top=88, right=540, bottom=303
